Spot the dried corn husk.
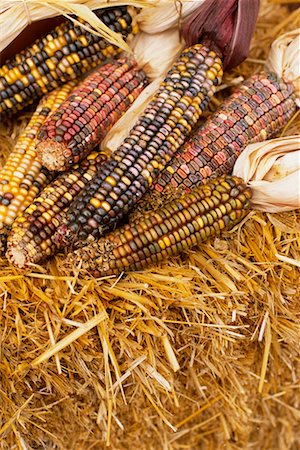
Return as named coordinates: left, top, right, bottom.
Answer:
left=102, top=77, right=162, bottom=153
left=266, top=28, right=300, bottom=105
left=233, top=135, right=300, bottom=212
left=137, top=1, right=203, bottom=33
left=131, top=28, right=184, bottom=80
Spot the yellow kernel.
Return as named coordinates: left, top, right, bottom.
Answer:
left=64, top=192, right=73, bottom=202
left=58, top=36, right=67, bottom=46
left=196, top=217, right=204, bottom=228
left=16, top=216, right=27, bottom=224
left=205, top=70, right=215, bottom=81
left=14, top=94, right=23, bottom=103
left=48, top=41, right=56, bottom=51
left=78, top=36, right=88, bottom=46
left=213, top=62, right=222, bottom=72
left=106, top=176, right=117, bottom=187
left=163, top=236, right=171, bottom=247
left=106, top=45, right=115, bottom=55
left=168, top=136, right=176, bottom=146
left=4, top=99, right=13, bottom=108
left=166, top=166, right=175, bottom=174
left=260, top=129, right=267, bottom=140
left=132, top=23, right=139, bottom=34
left=90, top=198, right=101, bottom=209
left=110, top=192, right=118, bottom=201
left=158, top=239, right=166, bottom=250
left=219, top=220, right=225, bottom=230
left=42, top=212, right=52, bottom=222
left=41, top=241, right=48, bottom=251
left=124, top=230, right=134, bottom=241
left=118, top=18, right=127, bottom=30
left=46, top=59, right=56, bottom=71
left=69, top=30, right=76, bottom=40
left=72, top=53, right=80, bottom=63
left=102, top=201, right=111, bottom=212
left=21, top=76, right=30, bottom=87
left=31, top=68, right=40, bottom=80
left=121, top=176, right=131, bottom=186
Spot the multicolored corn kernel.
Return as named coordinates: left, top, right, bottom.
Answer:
left=0, top=6, right=138, bottom=118
left=0, top=81, right=76, bottom=233
left=36, top=59, right=147, bottom=171
left=152, top=72, right=296, bottom=193
left=64, top=175, right=252, bottom=277
left=55, top=43, right=224, bottom=247
left=6, top=151, right=108, bottom=269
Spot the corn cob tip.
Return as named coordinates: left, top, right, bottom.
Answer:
left=36, top=140, right=69, bottom=171
left=62, top=240, right=115, bottom=275
left=129, top=185, right=184, bottom=222
left=35, top=60, right=147, bottom=172
left=6, top=236, right=33, bottom=269
left=53, top=220, right=104, bottom=250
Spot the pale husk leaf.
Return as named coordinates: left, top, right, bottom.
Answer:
left=130, top=28, right=184, bottom=80
left=137, top=0, right=203, bottom=33
left=101, top=77, right=163, bottom=153
left=233, top=135, right=300, bottom=212
left=266, top=28, right=300, bottom=105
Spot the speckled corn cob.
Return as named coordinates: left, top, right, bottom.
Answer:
left=64, top=175, right=251, bottom=277
left=0, top=81, right=76, bottom=233
left=0, top=7, right=138, bottom=118
left=36, top=59, right=147, bottom=171
left=6, top=151, right=108, bottom=269
left=56, top=43, right=224, bottom=247
left=152, top=73, right=296, bottom=193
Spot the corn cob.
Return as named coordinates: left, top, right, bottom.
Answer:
left=151, top=73, right=296, bottom=194
left=36, top=59, right=147, bottom=171
left=0, top=81, right=76, bottom=232
left=0, top=6, right=138, bottom=118
left=63, top=175, right=251, bottom=277
left=6, top=151, right=108, bottom=269
left=54, top=43, right=224, bottom=247
left=153, top=73, right=296, bottom=193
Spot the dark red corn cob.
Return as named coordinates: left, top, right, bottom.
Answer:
left=63, top=175, right=252, bottom=277
left=6, top=151, right=108, bottom=269
left=36, top=59, right=147, bottom=171
left=151, top=73, right=296, bottom=194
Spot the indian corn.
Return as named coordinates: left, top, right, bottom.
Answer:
left=36, top=59, right=147, bottom=171
left=151, top=72, right=296, bottom=194
left=63, top=175, right=251, bottom=277
left=52, top=0, right=261, bottom=249
left=55, top=43, right=224, bottom=247
left=0, top=81, right=76, bottom=232
left=0, top=6, right=138, bottom=118
left=6, top=151, right=108, bottom=269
